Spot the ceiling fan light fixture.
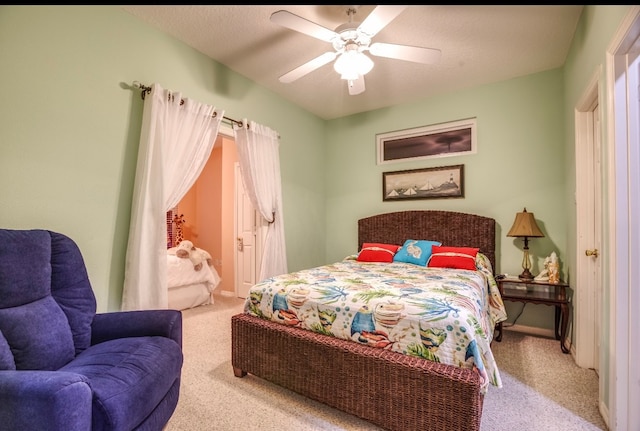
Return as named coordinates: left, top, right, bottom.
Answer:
left=334, top=50, right=374, bottom=80
left=272, top=6, right=440, bottom=95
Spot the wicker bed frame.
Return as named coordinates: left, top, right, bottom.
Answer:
left=232, top=210, right=496, bottom=431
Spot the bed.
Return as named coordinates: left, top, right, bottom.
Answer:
left=167, top=247, right=221, bottom=310
left=231, top=210, right=506, bottom=431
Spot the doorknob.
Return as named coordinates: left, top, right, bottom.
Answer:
left=585, top=249, right=599, bottom=258
left=237, top=237, right=244, bottom=251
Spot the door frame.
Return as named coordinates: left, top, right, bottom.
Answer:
left=605, top=6, right=640, bottom=429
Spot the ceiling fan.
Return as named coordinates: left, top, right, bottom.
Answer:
left=270, top=6, right=441, bottom=96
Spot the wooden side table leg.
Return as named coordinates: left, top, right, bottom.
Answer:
left=495, top=322, right=503, bottom=342
left=554, top=306, right=561, bottom=340
left=560, top=303, right=569, bottom=354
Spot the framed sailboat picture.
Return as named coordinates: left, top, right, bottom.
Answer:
left=382, top=164, right=464, bottom=201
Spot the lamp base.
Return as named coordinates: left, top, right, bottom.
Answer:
left=518, top=268, right=534, bottom=281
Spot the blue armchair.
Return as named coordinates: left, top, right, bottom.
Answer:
left=0, top=229, right=183, bottom=430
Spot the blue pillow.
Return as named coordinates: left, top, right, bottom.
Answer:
left=393, top=239, right=442, bottom=266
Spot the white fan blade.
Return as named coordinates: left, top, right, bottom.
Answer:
left=358, top=6, right=407, bottom=38
left=369, top=42, right=442, bottom=64
left=348, top=76, right=365, bottom=95
left=270, top=10, right=337, bottom=43
left=279, top=51, right=337, bottom=83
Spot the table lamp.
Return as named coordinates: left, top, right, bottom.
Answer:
left=507, top=208, right=544, bottom=280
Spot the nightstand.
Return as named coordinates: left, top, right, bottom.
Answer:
left=495, top=277, right=571, bottom=354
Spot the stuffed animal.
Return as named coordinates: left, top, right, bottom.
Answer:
left=174, top=240, right=203, bottom=271
left=174, top=240, right=213, bottom=271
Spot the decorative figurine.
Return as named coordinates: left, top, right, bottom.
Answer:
left=535, top=251, right=560, bottom=283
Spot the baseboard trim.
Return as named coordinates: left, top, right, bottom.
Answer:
left=219, top=290, right=235, bottom=297
left=599, top=399, right=610, bottom=429
left=503, top=324, right=555, bottom=338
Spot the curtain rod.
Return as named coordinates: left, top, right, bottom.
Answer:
left=132, top=81, right=244, bottom=128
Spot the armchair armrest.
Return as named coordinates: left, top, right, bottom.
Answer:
left=0, top=370, right=92, bottom=430
left=91, top=309, right=182, bottom=347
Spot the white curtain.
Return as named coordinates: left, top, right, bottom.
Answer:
left=233, top=120, right=288, bottom=280
left=121, top=83, right=223, bottom=310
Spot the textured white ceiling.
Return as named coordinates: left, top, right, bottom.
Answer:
left=122, top=5, right=583, bottom=120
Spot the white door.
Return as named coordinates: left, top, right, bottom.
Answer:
left=574, top=77, right=602, bottom=371
left=235, top=163, right=257, bottom=299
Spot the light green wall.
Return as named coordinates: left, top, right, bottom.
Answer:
left=0, top=6, right=326, bottom=311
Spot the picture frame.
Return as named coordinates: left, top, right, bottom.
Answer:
left=376, top=118, right=477, bottom=165
left=383, top=164, right=464, bottom=201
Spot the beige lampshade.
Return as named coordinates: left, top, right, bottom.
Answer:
left=507, top=208, right=544, bottom=238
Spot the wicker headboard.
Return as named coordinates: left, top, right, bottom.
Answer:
left=358, top=210, right=496, bottom=272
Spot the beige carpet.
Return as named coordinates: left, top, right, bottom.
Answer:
left=165, top=293, right=608, bottom=431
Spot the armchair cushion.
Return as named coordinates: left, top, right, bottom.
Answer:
left=61, top=336, right=182, bottom=430
left=0, top=296, right=75, bottom=370
left=0, top=230, right=78, bottom=370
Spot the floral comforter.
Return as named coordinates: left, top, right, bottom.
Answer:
left=244, top=253, right=507, bottom=393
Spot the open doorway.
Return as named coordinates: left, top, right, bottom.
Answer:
left=175, top=129, right=262, bottom=299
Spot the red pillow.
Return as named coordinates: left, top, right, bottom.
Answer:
left=357, top=243, right=401, bottom=263
left=428, top=246, right=480, bottom=270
